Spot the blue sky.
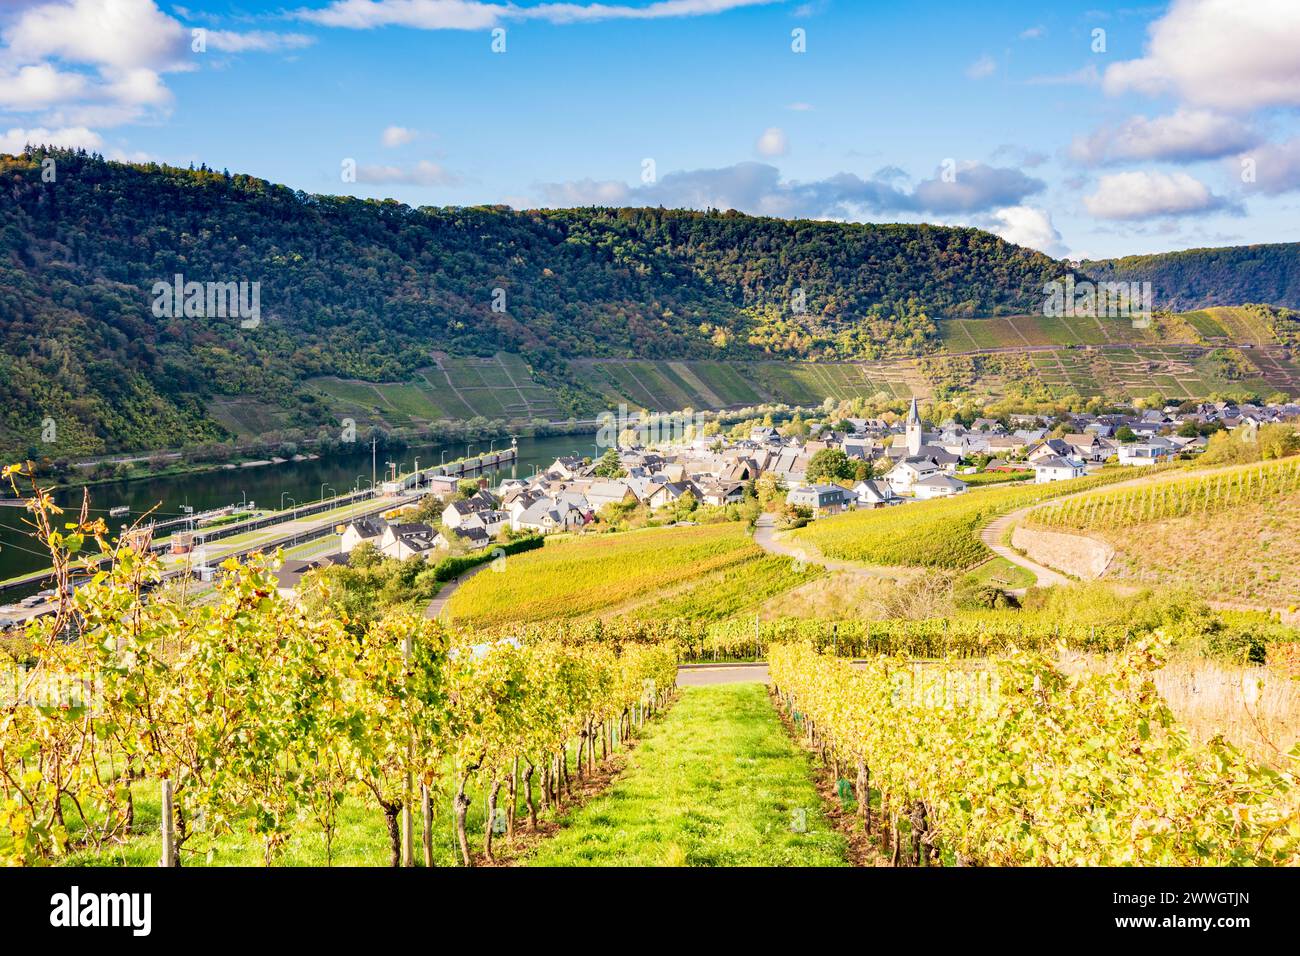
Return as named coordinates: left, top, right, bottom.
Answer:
left=3, top=0, right=1299, bottom=259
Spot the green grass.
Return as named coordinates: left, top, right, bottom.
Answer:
left=525, top=683, right=848, bottom=867
left=961, top=555, right=1036, bottom=590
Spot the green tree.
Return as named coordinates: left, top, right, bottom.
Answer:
left=592, top=449, right=626, bottom=478
left=806, top=448, right=854, bottom=482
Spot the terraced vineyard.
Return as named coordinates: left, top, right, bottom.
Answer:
left=937, top=313, right=1180, bottom=350
left=570, top=358, right=919, bottom=411
left=1179, top=306, right=1280, bottom=345
left=284, top=307, right=1298, bottom=433
left=309, top=352, right=566, bottom=427
left=1023, top=345, right=1299, bottom=398
left=1024, top=456, right=1300, bottom=607
left=1028, top=456, right=1300, bottom=531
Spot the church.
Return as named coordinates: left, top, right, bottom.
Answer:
left=884, top=398, right=963, bottom=495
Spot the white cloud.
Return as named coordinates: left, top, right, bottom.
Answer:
left=785, top=102, right=814, bottom=112
left=912, top=161, right=1045, bottom=214
left=1019, top=25, right=1045, bottom=40
left=984, top=205, right=1063, bottom=256
left=1234, top=138, right=1300, bottom=196
left=0, top=125, right=102, bottom=153
left=0, top=63, right=89, bottom=110
left=3, top=0, right=187, bottom=72
left=966, top=54, right=996, bottom=79
left=204, top=31, right=316, bottom=54
left=538, top=160, right=1044, bottom=219
left=100, top=66, right=172, bottom=107
left=355, top=159, right=460, bottom=186
left=1103, top=0, right=1300, bottom=111
left=298, top=0, right=779, bottom=30
left=1083, top=170, right=1231, bottom=220
left=0, top=1, right=321, bottom=129
left=755, top=127, right=787, bottom=158
left=541, top=177, right=632, bottom=206
left=1069, top=108, right=1259, bottom=165
left=381, top=125, right=418, bottom=147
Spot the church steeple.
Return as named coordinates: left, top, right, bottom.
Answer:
left=905, top=397, right=922, bottom=455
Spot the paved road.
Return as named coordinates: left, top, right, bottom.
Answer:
left=677, top=663, right=769, bottom=686
left=751, top=514, right=899, bottom=578
left=979, top=509, right=1071, bottom=588
left=979, top=471, right=1179, bottom=590
left=424, top=560, right=491, bottom=620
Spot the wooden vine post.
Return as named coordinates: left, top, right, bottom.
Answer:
left=401, top=631, right=415, bottom=867
left=160, top=778, right=175, bottom=867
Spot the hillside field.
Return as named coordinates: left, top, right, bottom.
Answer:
left=445, top=523, right=817, bottom=627
left=1026, top=455, right=1300, bottom=608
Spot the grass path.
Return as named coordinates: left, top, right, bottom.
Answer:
left=525, top=683, right=848, bottom=866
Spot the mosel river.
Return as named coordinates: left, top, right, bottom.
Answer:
left=0, top=433, right=602, bottom=583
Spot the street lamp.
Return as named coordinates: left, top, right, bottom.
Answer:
left=280, top=492, right=295, bottom=511
left=441, top=450, right=448, bottom=465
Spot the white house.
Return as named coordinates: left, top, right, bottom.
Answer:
left=341, top=516, right=386, bottom=553
left=378, top=523, right=440, bottom=560
left=460, top=509, right=510, bottom=538
left=441, top=490, right=496, bottom=529
left=1062, top=433, right=1107, bottom=462
left=911, top=474, right=967, bottom=500
left=1031, top=454, right=1086, bottom=483
left=1118, top=439, right=1173, bottom=466
left=886, top=457, right=942, bottom=496
left=853, top=479, right=902, bottom=508
left=512, top=498, right=586, bottom=534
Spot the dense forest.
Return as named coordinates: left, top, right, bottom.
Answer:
left=1, top=149, right=1295, bottom=458
left=0, top=149, right=1065, bottom=457
left=1083, top=243, right=1300, bottom=312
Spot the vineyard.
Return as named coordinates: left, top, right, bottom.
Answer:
left=445, top=523, right=781, bottom=627
left=768, top=641, right=1300, bottom=865
left=4, top=463, right=1299, bottom=870
left=1027, top=455, right=1300, bottom=532
left=788, top=468, right=1153, bottom=569
left=628, top=553, right=823, bottom=622
left=0, top=490, right=677, bottom=866
left=495, top=597, right=1297, bottom=666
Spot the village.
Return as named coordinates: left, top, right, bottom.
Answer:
left=308, top=396, right=1300, bottom=580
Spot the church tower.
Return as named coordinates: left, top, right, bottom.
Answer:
left=905, top=397, right=922, bottom=456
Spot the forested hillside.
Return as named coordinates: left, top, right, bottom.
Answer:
left=1, top=149, right=1295, bottom=459
left=1083, top=243, right=1300, bottom=312
left=0, top=149, right=1059, bottom=457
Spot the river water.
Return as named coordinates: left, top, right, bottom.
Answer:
left=0, top=433, right=601, bottom=583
